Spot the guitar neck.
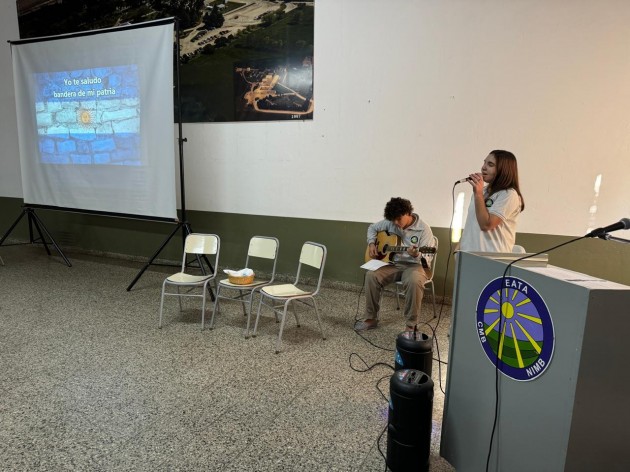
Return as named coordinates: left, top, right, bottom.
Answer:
left=386, top=245, right=435, bottom=254
left=386, top=246, right=409, bottom=253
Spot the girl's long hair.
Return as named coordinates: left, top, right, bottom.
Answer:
left=488, top=150, right=525, bottom=211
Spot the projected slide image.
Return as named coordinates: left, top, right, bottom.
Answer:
left=13, top=22, right=177, bottom=219
left=35, top=65, right=141, bottom=166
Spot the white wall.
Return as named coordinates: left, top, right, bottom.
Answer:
left=2, top=0, right=630, bottom=237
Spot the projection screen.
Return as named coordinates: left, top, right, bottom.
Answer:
left=11, top=19, right=177, bottom=220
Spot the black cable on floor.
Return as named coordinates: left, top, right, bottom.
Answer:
left=376, top=374, right=391, bottom=404
left=347, top=349, right=393, bottom=470
left=348, top=352, right=394, bottom=374
left=377, top=421, right=389, bottom=472
left=349, top=271, right=397, bottom=471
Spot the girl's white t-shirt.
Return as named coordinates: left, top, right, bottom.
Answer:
left=459, top=188, right=522, bottom=253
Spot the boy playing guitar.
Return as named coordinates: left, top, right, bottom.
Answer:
left=356, top=197, right=435, bottom=332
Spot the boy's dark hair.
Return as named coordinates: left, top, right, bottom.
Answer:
left=384, top=197, right=413, bottom=221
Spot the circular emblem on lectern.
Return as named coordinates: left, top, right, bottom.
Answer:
left=476, top=277, right=554, bottom=381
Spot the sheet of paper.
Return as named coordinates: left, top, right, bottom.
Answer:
left=360, top=259, right=390, bottom=271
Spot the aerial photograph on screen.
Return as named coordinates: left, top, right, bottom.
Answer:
left=16, top=0, right=314, bottom=123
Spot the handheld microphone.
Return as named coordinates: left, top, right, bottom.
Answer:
left=455, top=177, right=472, bottom=184
left=586, top=218, right=630, bottom=238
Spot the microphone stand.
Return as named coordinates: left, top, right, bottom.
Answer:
left=598, top=233, right=630, bottom=244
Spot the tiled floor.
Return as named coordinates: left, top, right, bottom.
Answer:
left=0, top=244, right=455, bottom=471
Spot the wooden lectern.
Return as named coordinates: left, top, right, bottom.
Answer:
left=440, top=251, right=630, bottom=471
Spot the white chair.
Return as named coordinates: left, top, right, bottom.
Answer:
left=210, top=236, right=279, bottom=337
left=394, top=235, right=439, bottom=320
left=512, top=244, right=526, bottom=253
left=253, top=242, right=327, bottom=353
left=158, top=233, right=220, bottom=330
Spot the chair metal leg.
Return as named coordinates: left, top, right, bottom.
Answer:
left=244, top=291, right=256, bottom=339
left=201, top=283, right=208, bottom=330
left=312, top=298, right=326, bottom=340
left=210, top=285, right=221, bottom=330
left=253, top=295, right=265, bottom=337
left=240, top=289, right=248, bottom=317
left=177, top=285, right=182, bottom=311
left=275, top=300, right=291, bottom=354
left=158, top=281, right=167, bottom=328
left=292, top=301, right=300, bottom=327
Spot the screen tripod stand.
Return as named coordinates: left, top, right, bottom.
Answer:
left=0, top=206, right=71, bottom=267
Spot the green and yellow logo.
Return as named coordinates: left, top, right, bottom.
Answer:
left=476, top=277, right=554, bottom=381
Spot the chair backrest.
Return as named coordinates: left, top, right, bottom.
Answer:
left=245, top=236, right=279, bottom=280
left=182, top=233, right=220, bottom=273
left=185, top=233, right=219, bottom=255
left=248, top=236, right=279, bottom=260
left=295, top=242, right=327, bottom=294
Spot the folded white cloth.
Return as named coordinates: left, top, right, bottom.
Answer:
left=223, top=268, right=254, bottom=277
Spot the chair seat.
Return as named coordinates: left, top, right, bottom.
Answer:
left=218, top=277, right=269, bottom=289
left=158, top=233, right=220, bottom=331
left=166, top=272, right=214, bottom=285
left=254, top=241, right=327, bottom=353
left=210, top=235, right=280, bottom=338
left=261, top=284, right=311, bottom=298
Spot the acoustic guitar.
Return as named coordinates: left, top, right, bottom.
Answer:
left=365, top=231, right=436, bottom=263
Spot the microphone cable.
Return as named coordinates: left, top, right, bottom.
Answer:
left=431, top=181, right=460, bottom=334
left=484, top=235, right=587, bottom=472
left=415, top=181, right=461, bottom=395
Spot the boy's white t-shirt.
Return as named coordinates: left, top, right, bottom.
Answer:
left=459, top=188, right=522, bottom=253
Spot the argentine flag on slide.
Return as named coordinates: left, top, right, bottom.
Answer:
left=35, top=64, right=141, bottom=166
